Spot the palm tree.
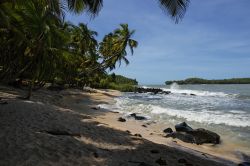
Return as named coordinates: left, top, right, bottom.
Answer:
left=3, top=0, right=68, bottom=99
left=1, top=0, right=189, bottom=23
left=99, top=24, right=138, bottom=70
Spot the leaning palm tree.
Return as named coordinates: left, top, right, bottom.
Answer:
left=99, top=24, right=138, bottom=70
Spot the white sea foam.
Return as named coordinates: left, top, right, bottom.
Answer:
left=150, top=105, right=250, bottom=127
left=162, top=88, right=229, bottom=97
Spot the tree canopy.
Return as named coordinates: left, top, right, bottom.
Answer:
left=0, top=0, right=190, bottom=97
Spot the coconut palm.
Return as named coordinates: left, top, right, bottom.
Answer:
left=99, top=24, right=138, bottom=70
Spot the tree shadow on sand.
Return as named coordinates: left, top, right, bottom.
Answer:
left=0, top=90, right=237, bottom=166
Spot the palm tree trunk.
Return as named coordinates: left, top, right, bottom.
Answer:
left=26, top=79, right=34, bottom=100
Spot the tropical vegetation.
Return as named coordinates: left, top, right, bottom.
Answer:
left=165, top=78, right=250, bottom=85
left=0, top=0, right=189, bottom=98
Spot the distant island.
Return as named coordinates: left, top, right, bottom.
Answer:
left=165, top=77, right=250, bottom=85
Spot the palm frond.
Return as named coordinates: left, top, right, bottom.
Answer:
left=158, top=0, right=190, bottom=23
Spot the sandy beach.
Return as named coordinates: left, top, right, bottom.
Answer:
left=0, top=85, right=244, bottom=166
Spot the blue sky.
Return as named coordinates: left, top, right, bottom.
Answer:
left=66, top=0, right=250, bottom=85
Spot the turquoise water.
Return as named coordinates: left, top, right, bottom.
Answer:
left=100, top=84, right=250, bottom=154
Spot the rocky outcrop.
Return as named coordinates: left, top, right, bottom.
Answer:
left=166, top=122, right=220, bottom=145
left=187, top=128, right=220, bottom=144
left=136, top=87, right=171, bottom=95
left=175, top=122, right=193, bottom=132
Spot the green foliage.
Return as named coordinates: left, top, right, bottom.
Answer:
left=165, top=77, right=250, bottom=85
left=0, top=1, right=140, bottom=97
left=93, top=73, right=138, bottom=92
left=99, top=24, right=138, bottom=70
left=0, top=0, right=190, bottom=97
left=108, top=83, right=137, bottom=92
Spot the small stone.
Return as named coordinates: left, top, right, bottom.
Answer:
left=134, top=133, right=142, bottom=137
left=118, top=117, right=126, bottom=122
left=142, top=125, right=147, bottom=128
left=163, top=128, right=173, bottom=133
left=126, top=130, right=131, bottom=134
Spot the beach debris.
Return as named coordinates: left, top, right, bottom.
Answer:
left=175, top=122, right=193, bottom=132
left=130, top=113, right=147, bottom=120
left=142, top=124, right=147, bottom=128
left=118, top=117, right=126, bottom=122
left=155, top=157, right=167, bottom=165
left=134, top=133, right=142, bottom=137
left=150, top=149, right=160, bottom=154
left=163, top=128, right=173, bottom=134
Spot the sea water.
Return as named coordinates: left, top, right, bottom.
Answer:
left=99, top=84, right=250, bottom=154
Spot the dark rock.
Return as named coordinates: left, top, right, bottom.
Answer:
left=165, top=132, right=195, bottom=144
left=150, top=149, right=160, bottom=154
left=126, top=130, right=131, bottom=134
left=142, top=125, right=147, bottom=128
left=91, top=106, right=100, bottom=110
left=118, top=117, right=126, bottom=122
left=130, top=113, right=147, bottom=120
left=163, top=128, right=173, bottom=134
left=190, top=93, right=196, bottom=96
left=136, top=87, right=170, bottom=95
left=167, top=125, right=220, bottom=145
left=178, top=158, right=187, bottom=164
left=175, top=122, right=193, bottom=132
left=187, top=128, right=220, bottom=144
left=155, top=157, right=167, bottom=165
left=134, top=133, right=142, bottom=137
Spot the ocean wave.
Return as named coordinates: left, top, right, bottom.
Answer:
left=150, top=105, right=250, bottom=127
left=161, top=88, right=230, bottom=97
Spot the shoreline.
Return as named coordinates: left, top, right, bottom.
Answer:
left=0, top=85, right=244, bottom=165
